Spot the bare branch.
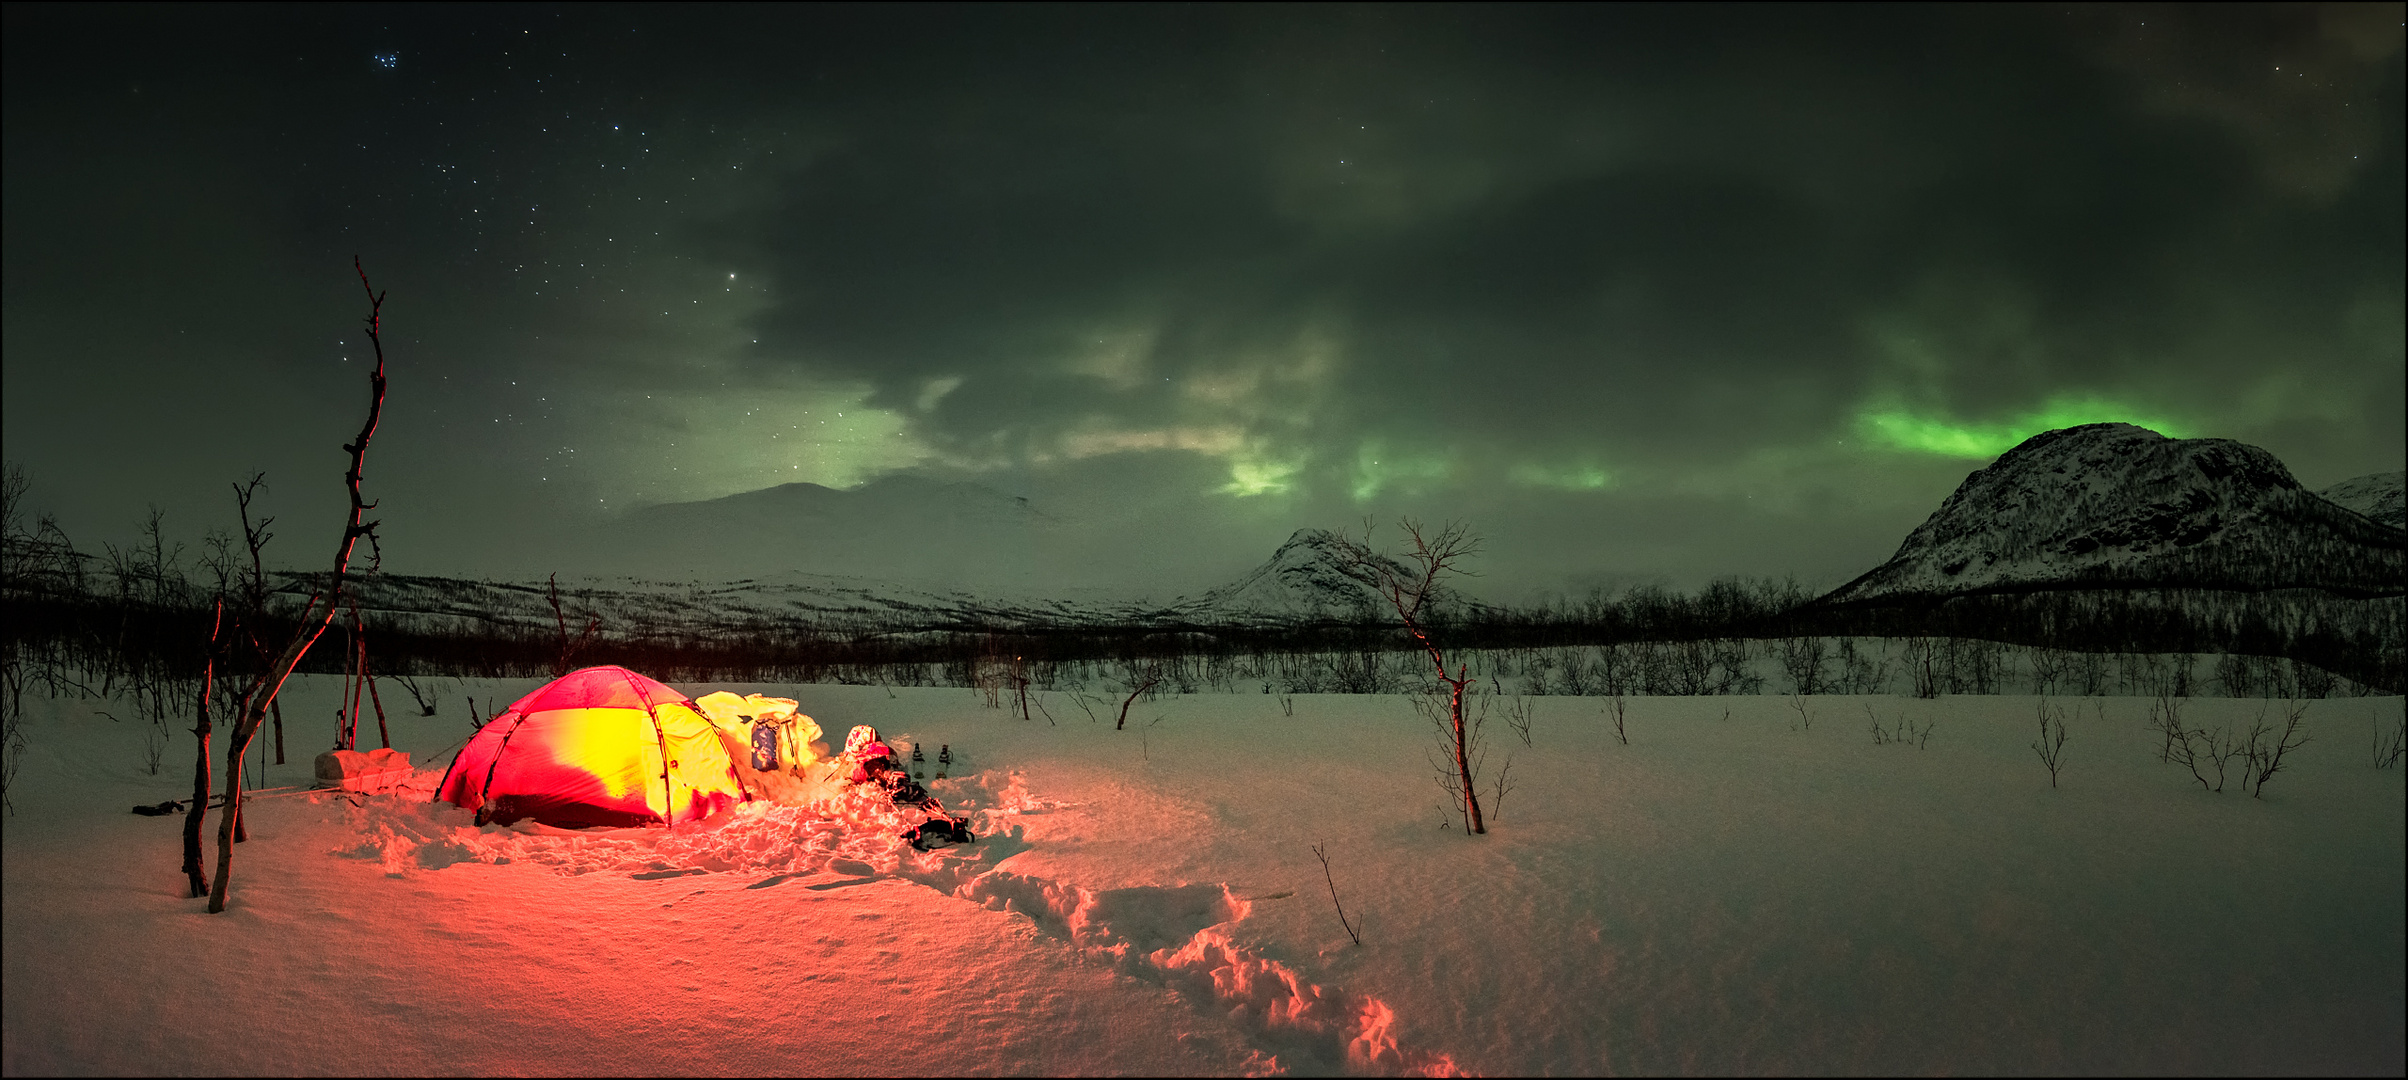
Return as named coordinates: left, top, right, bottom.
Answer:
left=1312, top=842, right=1362, bottom=946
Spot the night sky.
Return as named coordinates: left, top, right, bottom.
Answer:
left=5, top=4, right=2402, bottom=600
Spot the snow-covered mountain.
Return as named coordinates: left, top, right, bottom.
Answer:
left=2319, top=470, right=2406, bottom=529
left=275, top=568, right=1167, bottom=638
left=288, top=527, right=1464, bottom=636
left=1160, top=528, right=1465, bottom=626
left=586, top=474, right=1064, bottom=588
left=1825, top=424, right=2407, bottom=604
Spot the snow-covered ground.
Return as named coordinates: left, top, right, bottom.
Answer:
left=5, top=673, right=2402, bottom=1075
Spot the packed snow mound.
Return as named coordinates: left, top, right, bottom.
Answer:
left=1826, top=423, right=2407, bottom=602
left=2320, top=470, right=2406, bottom=530
left=1168, top=528, right=1474, bottom=626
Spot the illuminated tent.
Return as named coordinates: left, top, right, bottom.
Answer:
left=436, top=666, right=750, bottom=828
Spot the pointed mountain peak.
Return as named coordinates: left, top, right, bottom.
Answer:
left=1825, top=425, right=2403, bottom=602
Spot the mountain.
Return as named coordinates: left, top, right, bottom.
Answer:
left=2319, top=470, right=2406, bottom=529
left=591, top=474, right=1063, bottom=587
left=1161, top=528, right=1480, bottom=627
left=276, top=567, right=1166, bottom=639
left=1824, top=424, right=2406, bottom=604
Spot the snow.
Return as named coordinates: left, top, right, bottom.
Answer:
left=2321, top=471, right=2407, bottom=531
left=6, top=672, right=2403, bottom=1075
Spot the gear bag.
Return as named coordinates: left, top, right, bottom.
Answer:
left=750, top=720, right=780, bottom=771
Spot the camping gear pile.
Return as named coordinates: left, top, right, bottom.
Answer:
left=692, top=691, right=824, bottom=772
left=433, top=666, right=973, bottom=851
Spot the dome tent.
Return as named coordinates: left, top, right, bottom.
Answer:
left=436, top=666, right=750, bottom=828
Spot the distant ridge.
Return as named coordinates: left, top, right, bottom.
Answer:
left=293, top=526, right=1478, bottom=637
left=2319, top=470, right=2406, bottom=530
left=596, top=473, right=1059, bottom=586
left=1825, top=424, right=2405, bottom=603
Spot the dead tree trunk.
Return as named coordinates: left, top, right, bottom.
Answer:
left=338, top=611, right=361, bottom=751
left=181, top=600, right=224, bottom=897
left=364, top=641, right=390, bottom=750
left=207, top=257, right=392, bottom=914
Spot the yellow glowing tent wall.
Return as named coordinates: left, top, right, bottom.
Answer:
left=436, top=666, right=749, bottom=828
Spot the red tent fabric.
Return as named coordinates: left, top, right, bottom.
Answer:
left=436, top=666, right=749, bottom=828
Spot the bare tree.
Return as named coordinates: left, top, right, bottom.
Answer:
left=2241, top=701, right=2311, bottom=799
left=1115, top=659, right=1162, bottom=731
left=229, top=474, right=286, bottom=765
left=2374, top=709, right=2406, bottom=770
left=196, top=258, right=395, bottom=913
left=1335, top=518, right=1489, bottom=835
left=2032, top=697, right=2069, bottom=789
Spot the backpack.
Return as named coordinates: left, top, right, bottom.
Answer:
left=750, top=719, right=781, bottom=771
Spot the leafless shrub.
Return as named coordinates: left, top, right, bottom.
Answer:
left=1605, top=692, right=1629, bottom=746
left=1278, top=692, right=1295, bottom=718
left=2240, top=701, right=2311, bottom=799
left=1779, top=636, right=1829, bottom=696
left=1786, top=692, right=1812, bottom=733
left=2149, top=696, right=2245, bottom=793
left=2148, top=692, right=2186, bottom=764
left=1864, top=703, right=1933, bottom=749
left=1139, top=713, right=1165, bottom=761
left=2029, top=646, right=2067, bottom=696
left=1502, top=694, right=1534, bottom=747
left=1312, top=842, right=1363, bottom=946
left=391, top=672, right=440, bottom=717
left=2374, top=710, right=2406, bottom=769
left=2032, top=697, right=2070, bottom=788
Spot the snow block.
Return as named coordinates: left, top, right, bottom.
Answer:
left=315, top=747, right=413, bottom=793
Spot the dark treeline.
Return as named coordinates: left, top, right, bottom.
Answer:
left=6, top=491, right=2402, bottom=711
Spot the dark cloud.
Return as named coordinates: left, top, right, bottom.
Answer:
left=4, top=4, right=2400, bottom=597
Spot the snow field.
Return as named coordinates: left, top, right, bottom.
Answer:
left=5, top=673, right=2403, bottom=1075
